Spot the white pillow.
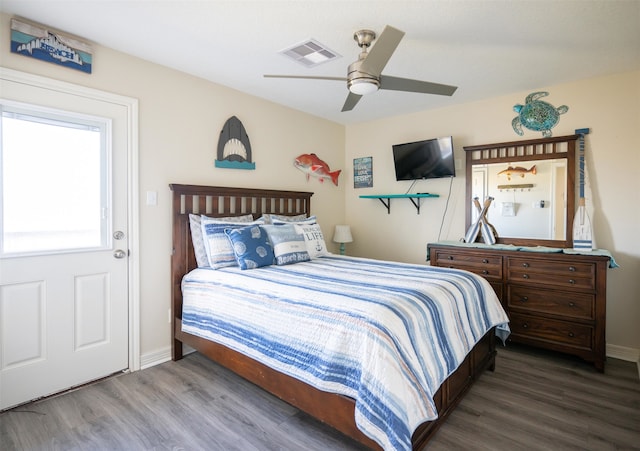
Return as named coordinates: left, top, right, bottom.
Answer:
left=294, top=223, right=329, bottom=258
left=270, top=215, right=317, bottom=225
left=199, top=215, right=262, bottom=269
left=265, top=213, right=309, bottom=224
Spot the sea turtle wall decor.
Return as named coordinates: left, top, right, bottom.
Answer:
left=512, top=92, right=568, bottom=137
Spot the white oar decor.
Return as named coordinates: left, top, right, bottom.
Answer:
left=477, top=197, right=497, bottom=245
left=465, top=197, right=496, bottom=244
left=573, top=128, right=593, bottom=251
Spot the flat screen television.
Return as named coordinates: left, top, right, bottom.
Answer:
left=392, top=136, right=455, bottom=181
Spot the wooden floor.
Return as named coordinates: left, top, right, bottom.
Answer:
left=2, top=344, right=639, bottom=450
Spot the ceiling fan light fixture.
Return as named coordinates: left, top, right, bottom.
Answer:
left=348, top=79, right=379, bottom=95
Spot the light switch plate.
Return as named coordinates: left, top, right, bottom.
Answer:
left=146, top=190, right=157, bottom=206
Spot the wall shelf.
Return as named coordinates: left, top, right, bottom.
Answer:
left=359, top=193, right=440, bottom=214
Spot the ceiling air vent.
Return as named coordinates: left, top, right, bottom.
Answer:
left=280, top=39, right=340, bottom=67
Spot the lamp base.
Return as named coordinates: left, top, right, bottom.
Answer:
left=339, top=243, right=346, bottom=255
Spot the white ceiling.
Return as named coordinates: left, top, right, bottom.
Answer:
left=2, top=1, right=639, bottom=124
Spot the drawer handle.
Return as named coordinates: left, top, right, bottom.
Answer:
left=448, top=255, right=454, bottom=260
left=522, top=262, right=530, bottom=268
left=520, top=296, right=528, bottom=302
left=522, top=323, right=529, bottom=329
left=568, top=302, right=576, bottom=307
left=568, top=332, right=575, bottom=338
left=522, top=274, right=530, bottom=279
left=482, top=259, right=489, bottom=264
left=482, top=270, right=489, bottom=275
left=569, top=266, right=576, bottom=272
left=569, top=279, right=576, bottom=284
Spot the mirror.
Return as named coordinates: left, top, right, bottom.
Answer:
left=464, top=134, right=578, bottom=248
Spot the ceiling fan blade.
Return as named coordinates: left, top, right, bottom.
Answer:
left=264, top=75, right=346, bottom=81
left=380, top=75, right=458, bottom=96
left=360, top=25, right=405, bottom=76
left=341, top=92, right=363, bottom=112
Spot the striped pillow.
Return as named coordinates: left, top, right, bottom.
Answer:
left=201, top=216, right=263, bottom=269
left=189, top=214, right=254, bottom=267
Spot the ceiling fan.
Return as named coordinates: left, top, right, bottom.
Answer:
left=264, top=25, right=458, bottom=112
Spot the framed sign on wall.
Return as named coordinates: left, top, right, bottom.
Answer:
left=353, top=157, right=373, bottom=188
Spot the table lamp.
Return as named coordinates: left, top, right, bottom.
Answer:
left=332, top=225, right=353, bottom=255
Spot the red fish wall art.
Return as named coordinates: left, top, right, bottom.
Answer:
left=294, top=153, right=341, bottom=186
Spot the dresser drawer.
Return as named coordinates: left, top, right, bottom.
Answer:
left=428, top=243, right=607, bottom=371
left=507, top=257, right=595, bottom=290
left=433, top=251, right=503, bottom=280
left=507, top=285, right=595, bottom=320
left=509, top=312, right=593, bottom=350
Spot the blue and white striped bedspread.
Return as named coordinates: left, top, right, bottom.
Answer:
left=181, top=255, right=510, bottom=451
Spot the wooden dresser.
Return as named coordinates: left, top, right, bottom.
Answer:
left=428, top=243, right=610, bottom=371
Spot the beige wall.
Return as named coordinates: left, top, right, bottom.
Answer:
left=344, top=70, right=640, bottom=353
left=2, top=11, right=637, bottom=358
left=0, top=13, right=346, bottom=361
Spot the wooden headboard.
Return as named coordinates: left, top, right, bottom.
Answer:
left=169, top=184, right=313, bottom=357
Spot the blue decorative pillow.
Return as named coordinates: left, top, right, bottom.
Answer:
left=201, top=217, right=263, bottom=269
left=262, top=224, right=310, bottom=265
left=224, top=225, right=275, bottom=270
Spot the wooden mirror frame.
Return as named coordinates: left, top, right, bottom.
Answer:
left=464, top=134, right=579, bottom=248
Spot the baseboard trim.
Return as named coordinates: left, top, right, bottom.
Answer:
left=140, top=345, right=197, bottom=370
left=607, top=344, right=640, bottom=380
left=607, top=343, right=640, bottom=362
left=140, top=347, right=171, bottom=369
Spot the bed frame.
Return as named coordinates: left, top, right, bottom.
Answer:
left=170, top=184, right=497, bottom=450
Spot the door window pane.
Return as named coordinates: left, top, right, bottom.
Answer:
left=1, top=106, right=109, bottom=255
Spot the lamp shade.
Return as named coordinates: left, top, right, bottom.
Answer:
left=332, top=225, right=353, bottom=244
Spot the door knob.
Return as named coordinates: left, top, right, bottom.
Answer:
left=113, top=249, right=127, bottom=259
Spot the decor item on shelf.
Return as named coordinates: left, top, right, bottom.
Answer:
left=333, top=225, right=353, bottom=255
left=512, top=92, right=568, bottom=137
left=497, top=165, right=537, bottom=181
left=215, top=116, right=256, bottom=170
left=573, top=128, right=593, bottom=251
left=294, top=153, right=341, bottom=186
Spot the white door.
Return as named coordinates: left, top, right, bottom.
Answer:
left=0, top=72, right=132, bottom=410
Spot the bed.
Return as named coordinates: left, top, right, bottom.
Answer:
left=170, top=184, right=509, bottom=450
